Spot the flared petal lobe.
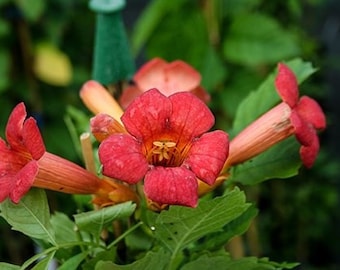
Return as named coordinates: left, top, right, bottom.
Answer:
left=121, top=89, right=172, bottom=144
left=0, top=176, right=11, bottom=202
left=296, top=96, right=326, bottom=130
left=300, top=132, right=319, bottom=168
left=5, top=102, right=26, bottom=151
left=22, top=118, right=45, bottom=160
left=98, top=134, right=149, bottom=184
left=10, top=161, right=39, bottom=203
left=144, top=167, right=198, bottom=207
left=275, top=63, right=299, bottom=108
left=133, top=58, right=168, bottom=91
left=169, top=92, right=214, bottom=146
left=5, top=103, right=45, bottom=159
left=119, top=57, right=210, bottom=108
left=184, top=130, right=229, bottom=185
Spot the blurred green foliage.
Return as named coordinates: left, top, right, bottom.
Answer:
left=0, top=0, right=338, bottom=269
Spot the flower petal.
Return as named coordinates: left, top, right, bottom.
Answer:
left=121, top=89, right=172, bottom=145
left=0, top=138, right=30, bottom=173
left=161, top=60, right=201, bottom=96
left=91, top=113, right=126, bottom=142
left=22, top=117, right=45, bottom=160
left=98, top=134, right=149, bottom=184
left=191, top=86, right=211, bottom=104
left=275, top=63, right=299, bottom=108
left=144, top=167, right=198, bottom=207
left=133, top=58, right=169, bottom=91
left=5, top=102, right=26, bottom=152
left=184, top=130, right=229, bottom=185
left=169, top=92, right=214, bottom=146
left=10, top=160, right=39, bottom=203
left=290, top=110, right=315, bottom=146
left=296, top=96, right=326, bottom=130
left=119, top=84, right=143, bottom=109
left=0, top=175, right=11, bottom=202
left=300, top=132, right=319, bottom=168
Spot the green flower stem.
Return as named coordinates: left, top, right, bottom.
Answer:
left=107, top=221, right=144, bottom=250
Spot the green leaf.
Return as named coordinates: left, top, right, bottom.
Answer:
left=95, top=248, right=170, bottom=270
left=131, top=0, right=183, bottom=55
left=0, top=263, right=20, bottom=270
left=232, top=58, right=317, bottom=135
left=182, top=255, right=299, bottom=270
left=190, top=205, right=258, bottom=253
left=82, top=247, right=116, bottom=270
left=50, top=212, right=77, bottom=244
left=16, top=0, right=45, bottom=22
left=0, top=18, right=10, bottom=36
left=221, top=0, right=261, bottom=17
left=154, top=188, right=250, bottom=255
left=223, top=14, right=300, bottom=66
left=0, top=189, right=56, bottom=245
left=57, top=252, right=88, bottom=270
left=142, top=1, right=209, bottom=69
left=31, top=251, right=56, bottom=270
left=200, top=46, right=228, bottom=90
left=229, top=137, right=301, bottom=185
left=181, top=254, right=231, bottom=270
left=73, top=202, right=136, bottom=238
left=0, top=49, right=10, bottom=92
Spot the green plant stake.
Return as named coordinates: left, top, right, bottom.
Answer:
left=89, top=0, right=135, bottom=85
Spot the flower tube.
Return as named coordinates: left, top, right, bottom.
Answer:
left=225, top=63, right=326, bottom=169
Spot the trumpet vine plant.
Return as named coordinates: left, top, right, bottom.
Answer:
left=0, top=0, right=327, bottom=269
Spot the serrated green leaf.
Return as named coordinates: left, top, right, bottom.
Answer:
left=0, top=263, right=20, bottom=270
left=73, top=202, right=136, bottom=238
left=95, top=248, right=170, bottom=270
left=181, top=254, right=231, bottom=270
left=154, top=188, right=250, bottom=254
left=50, top=212, right=77, bottom=245
left=0, top=189, right=56, bottom=245
left=225, top=257, right=299, bottom=270
left=190, top=205, right=258, bottom=253
left=223, top=14, right=300, bottom=66
left=31, top=251, right=56, bottom=270
left=82, top=246, right=116, bottom=270
left=183, top=254, right=298, bottom=270
left=229, top=137, right=301, bottom=185
left=57, top=252, right=88, bottom=270
left=232, top=58, right=317, bottom=135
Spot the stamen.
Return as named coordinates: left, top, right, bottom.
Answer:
left=152, top=141, right=177, bottom=162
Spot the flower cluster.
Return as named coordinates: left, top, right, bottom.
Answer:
left=0, top=58, right=326, bottom=210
